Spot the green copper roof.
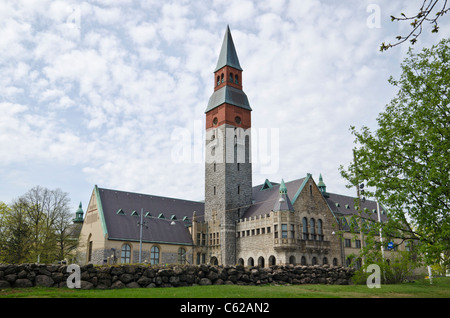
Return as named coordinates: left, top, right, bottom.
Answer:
left=205, top=85, right=252, bottom=113
left=318, top=173, right=326, bottom=188
left=72, top=201, right=84, bottom=223
left=214, top=26, right=242, bottom=72
left=279, top=179, right=287, bottom=194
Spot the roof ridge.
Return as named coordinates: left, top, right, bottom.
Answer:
left=97, top=187, right=204, bottom=204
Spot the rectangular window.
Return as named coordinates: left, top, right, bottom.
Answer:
left=281, top=224, right=288, bottom=238
left=290, top=224, right=295, bottom=238
left=345, top=239, right=351, bottom=248
left=355, top=239, right=361, bottom=248
left=274, top=224, right=278, bottom=239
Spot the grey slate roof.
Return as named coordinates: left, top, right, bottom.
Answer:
left=205, top=85, right=252, bottom=113
left=243, top=178, right=306, bottom=218
left=98, top=188, right=204, bottom=245
left=323, top=192, right=388, bottom=230
left=215, top=26, right=242, bottom=72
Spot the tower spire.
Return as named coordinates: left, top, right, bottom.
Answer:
left=215, top=25, right=242, bottom=72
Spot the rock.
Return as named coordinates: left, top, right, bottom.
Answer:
left=80, top=280, right=94, bottom=290
left=35, top=275, right=54, bottom=287
left=13, top=279, right=32, bottom=288
left=199, top=278, right=212, bottom=286
left=119, top=273, right=134, bottom=284
left=0, top=280, right=11, bottom=288
left=137, top=276, right=152, bottom=286
left=126, top=282, right=141, bottom=288
left=111, top=280, right=125, bottom=289
left=4, top=274, right=17, bottom=284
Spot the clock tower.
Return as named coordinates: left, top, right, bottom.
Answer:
left=204, top=26, right=253, bottom=265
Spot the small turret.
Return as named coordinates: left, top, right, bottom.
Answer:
left=73, top=202, right=84, bottom=224
left=273, top=179, right=294, bottom=212
left=318, top=173, right=329, bottom=197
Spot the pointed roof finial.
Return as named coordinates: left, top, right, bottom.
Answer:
left=318, top=173, right=327, bottom=193
left=215, top=26, right=242, bottom=72
left=280, top=179, right=287, bottom=194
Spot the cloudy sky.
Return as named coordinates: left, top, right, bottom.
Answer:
left=1, top=0, right=449, bottom=215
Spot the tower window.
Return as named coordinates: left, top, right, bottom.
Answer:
left=235, top=75, right=239, bottom=84
left=217, top=76, right=220, bottom=86
left=213, top=117, right=218, bottom=126
left=229, top=73, right=233, bottom=82
left=235, top=116, right=241, bottom=124
left=221, top=73, right=224, bottom=83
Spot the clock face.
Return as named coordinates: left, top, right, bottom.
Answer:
left=213, top=117, right=218, bottom=126
left=235, top=116, right=241, bottom=124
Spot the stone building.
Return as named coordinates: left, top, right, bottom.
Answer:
left=75, top=26, right=406, bottom=267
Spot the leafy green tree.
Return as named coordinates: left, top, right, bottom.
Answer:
left=340, top=38, right=450, bottom=268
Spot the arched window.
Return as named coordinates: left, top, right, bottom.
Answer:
left=121, top=244, right=131, bottom=264
left=229, top=73, right=233, bottom=82
left=217, top=75, right=220, bottom=86
left=178, top=248, right=186, bottom=264
left=221, top=73, right=224, bottom=83
left=312, top=257, right=317, bottom=265
left=258, top=256, right=265, bottom=268
left=289, top=256, right=296, bottom=265
left=333, top=258, right=338, bottom=266
left=318, top=219, right=323, bottom=241
left=323, top=257, right=328, bottom=265
left=235, top=74, right=239, bottom=84
left=310, top=218, right=316, bottom=240
left=346, top=257, right=352, bottom=267
left=238, top=258, right=244, bottom=266
left=150, top=245, right=160, bottom=265
left=301, top=256, right=307, bottom=265
left=269, top=255, right=276, bottom=266
left=248, top=257, right=254, bottom=266
left=302, top=217, right=308, bottom=240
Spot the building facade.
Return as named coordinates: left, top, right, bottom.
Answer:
left=75, top=27, right=406, bottom=267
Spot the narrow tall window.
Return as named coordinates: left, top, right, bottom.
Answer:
left=214, top=186, right=216, bottom=195
left=150, top=246, right=160, bottom=265
left=302, top=217, right=308, bottom=240
left=310, top=218, right=316, bottom=240
left=281, top=224, right=288, bottom=238
left=318, top=219, right=323, bottom=241
left=237, top=185, right=240, bottom=194
left=178, top=248, right=186, bottom=264
left=88, top=241, right=93, bottom=262
left=121, top=244, right=131, bottom=264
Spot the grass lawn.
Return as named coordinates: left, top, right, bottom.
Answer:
left=1, top=277, right=449, bottom=298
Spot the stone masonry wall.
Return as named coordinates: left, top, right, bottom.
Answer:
left=0, top=263, right=354, bottom=290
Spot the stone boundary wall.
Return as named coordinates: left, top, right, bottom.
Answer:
left=0, top=263, right=355, bottom=290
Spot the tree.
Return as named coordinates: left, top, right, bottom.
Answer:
left=381, top=0, right=449, bottom=51
left=340, top=38, right=450, bottom=268
left=1, top=186, right=76, bottom=264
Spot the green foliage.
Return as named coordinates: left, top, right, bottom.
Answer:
left=0, top=187, right=76, bottom=264
left=340, top=38, right=450, bottom=267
